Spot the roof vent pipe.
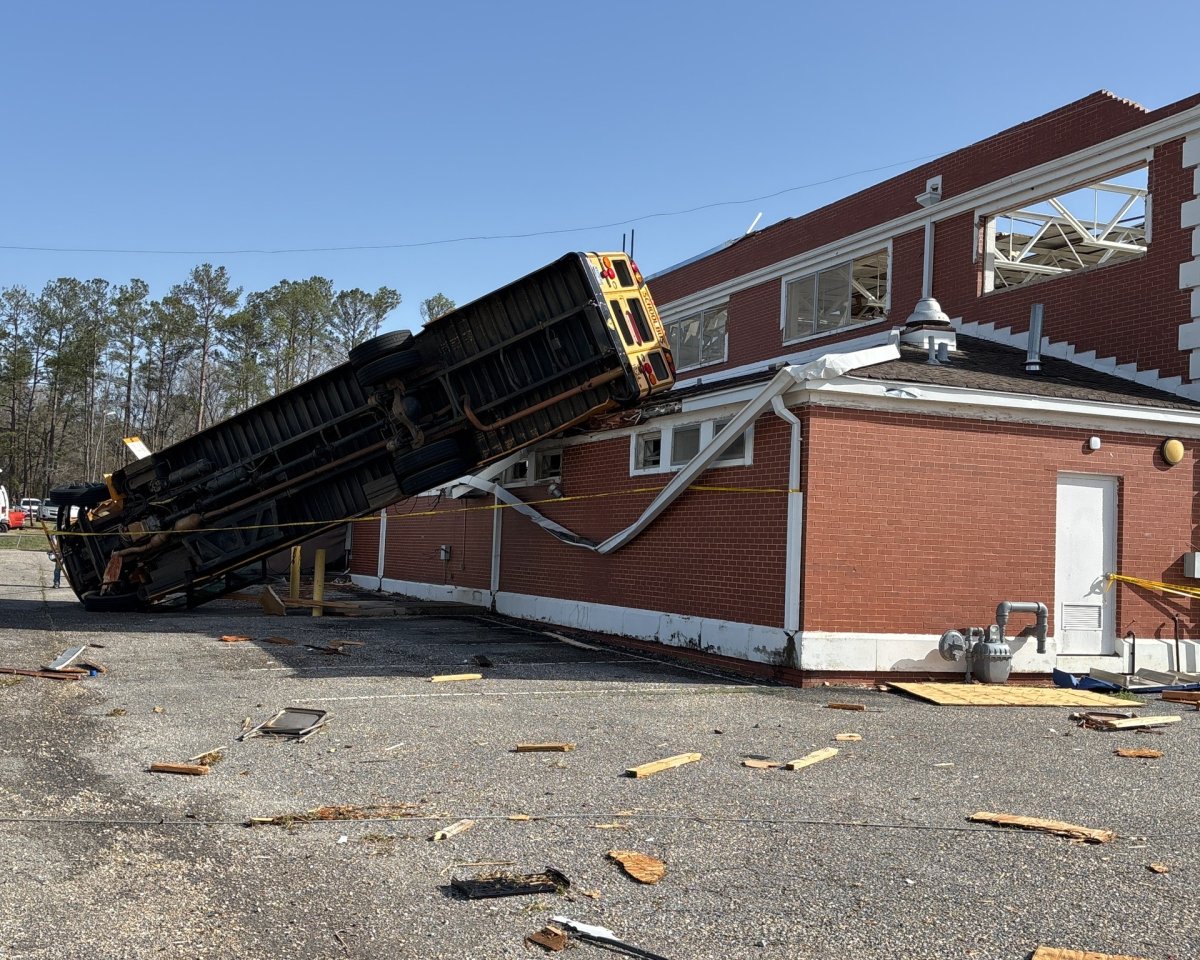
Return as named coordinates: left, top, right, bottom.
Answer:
left=1026, top=304, right=1044, bottom=373
left=936, top=342, right=949, bottom=363
left=995, top=600, right=1048, bottom=654
left=926, top=339, right=940, bottom=365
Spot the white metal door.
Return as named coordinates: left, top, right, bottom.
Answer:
left=1055, top=473, right=1117, bottom=655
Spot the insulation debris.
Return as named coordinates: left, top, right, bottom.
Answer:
left=625, top=752, right=701, bottom=778
left=967, top=812, right=1115, bottom=843
left=607, top=850, right=666, bottom=884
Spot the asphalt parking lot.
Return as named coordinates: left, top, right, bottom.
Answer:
left=1, top=543, right=1197, bottom=960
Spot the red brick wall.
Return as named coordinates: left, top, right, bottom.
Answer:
left=648, top=95, right=1196, bottom=385
left=495, top=418, right=790, bottom=624
left=801, top=407, right=1199, bottom=639
left=372, top=496, right=493, bottom=590
left=348, top=512, right=380, bottom=577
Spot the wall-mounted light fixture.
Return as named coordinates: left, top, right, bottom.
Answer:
left=547, top=480, right=563, bottom=499
left=1161, top=438, right=1185, bottom=466
left=1088, top=436, right=1102, bottom=451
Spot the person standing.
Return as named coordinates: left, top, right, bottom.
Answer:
left=47, top=538, right=63, bottom=588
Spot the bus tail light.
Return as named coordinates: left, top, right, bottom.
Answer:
left=641, top=360, right=658, bottom=386
left=601, top=256, right=616, bottom=280
left=630, top=260, right=644, bottom=285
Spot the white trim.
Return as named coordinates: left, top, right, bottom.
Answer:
left=952, top=316, right=1200, bottom=402
left=772, top=395, right=803, bottom=634
left=375, top=508, right=387, bottom=582
left=655, top=106, right=1200, bottom=318
left=629, top=417, right=755, bottom=477
left=352, top=574, right=491, bottom=608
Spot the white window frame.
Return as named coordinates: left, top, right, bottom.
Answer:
left=662, top=301, right=729, bottom=373
left=496, top=445, right=563, bottom=488
left=780, top=247, right=890, bottom=346
left=629, top=416, right=754, bottom=477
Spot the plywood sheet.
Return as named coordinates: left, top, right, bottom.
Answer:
left=887, top=682, right=1140, bottom=708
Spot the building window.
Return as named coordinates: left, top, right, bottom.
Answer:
left=631, top=417, right=752, bottom=475
left=664, top=303, right=727, bottom=371
left=783, top=249, right=888, bottom=342
left=534, top=450, right=562, bottom=481
left=496, top=448, right=562, bottom=487
left=983, top=166, right=1148, bottom=292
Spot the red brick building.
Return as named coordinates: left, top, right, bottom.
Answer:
left=351, top=90, right=1200, bottom=681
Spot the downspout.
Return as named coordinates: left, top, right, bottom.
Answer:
left=375, top=507, right=387, bottom=591
left=770, top=396, right=803, bottom=642
left=489, top=493, right=502, bottom=610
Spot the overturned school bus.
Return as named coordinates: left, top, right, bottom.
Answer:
left=51, top=252, right=674, bottom=611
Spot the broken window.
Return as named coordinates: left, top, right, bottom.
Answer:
left=983, top=166, right=1148, bottom=291
left=632, top=418, right=752, bottom=475
left=534, top=450, right=562, bottom=482
left=664, top=303, right=727, bottom=371
left=783, top=249, right=889, bottom=342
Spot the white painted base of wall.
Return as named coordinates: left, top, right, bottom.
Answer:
left=352, top=575, right=1168, bottom=676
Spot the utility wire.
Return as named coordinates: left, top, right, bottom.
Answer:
left=0, top=152, right=942, bottom=256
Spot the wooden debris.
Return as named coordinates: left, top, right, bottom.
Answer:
left=1147, top=862, right=1170, bottom=874
left=784, top=747, right=839, bottom=771
left=968, top=812, right=1115, bottom=843
left=450, top=867, right=569, bottom=900
left=592, top=822, right=629, bottom=830
left=1161, top=690, right=1200, bottom=705
left=1078, top=713, right=1181, bottom=731
left=507, top=814, right=533, bottom=821
left=430, top=673, right=483, bottom=683
left=827, top=702, right=866, bottom=711
left=741, top=758, right=782, bottom=769
left=218, top=634, right=253, bottom=643
left=607, top=849, right=666, bottom=884
left=259, top=586, right=287, bottom=617
left=1031, top=948, right=1153, bottom=960
left=512, top=743, right=575, bottom=753
left=248, top=802, right=421, bottom=827
left=835, top=733, right=863, bottom=742
left=306, top=643, right=352, bottom=656
left=525, top=924, right=570, bottom=952
left=0, top=667, right=82, bottom=681
left=148, top=762, right=210, bottom=777
left=624, top=752, right=701, bottom=778
left=1114, top=747, right=1163, bottom=759
left=431, top=818, right=476, bottom=842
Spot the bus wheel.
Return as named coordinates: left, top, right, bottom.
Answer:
left=349, top=330, right=414, bottom=366
left=355, top=349, right=422, bottom=389
left=398, top=459, right=468, bottom=497
left=392, top=438, right=462, bottom=476
left=81, top=590, right=143, bottom=612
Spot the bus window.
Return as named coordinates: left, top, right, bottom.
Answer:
left=613, top=259, right=634, bottom=288
left=626, top=297, right=653, bottom=343
left=609, top=300, right=635, bottom=345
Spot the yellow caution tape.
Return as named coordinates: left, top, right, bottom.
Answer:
left=48, top=483, right=803, bottom=538
left=1106, top=572, right=1200, bottom=600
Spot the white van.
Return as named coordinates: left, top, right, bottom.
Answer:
left=19, top=498, right=42, bottom=519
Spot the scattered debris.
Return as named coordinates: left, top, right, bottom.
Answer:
left=218, top=634, right=253, bottom=643
left=1114, top=747, right=1163, bottom=759
left=107, top=708, right=126, bottom=717
left=967, top=812, right=1114, bottom=843
left=473, top=654, right=495, bottom=668
left=248, top=802, right=421, bottom=828
left=430, top=672, right=483, bottom=683
left=932, top=762, right=954, bottom=768
left=239, top=707, right=329, bottom=742
left=741, top=758, right=782, bottom=769
left=45, top=646, right=87, bottom=671
left=260, top=586, right=288, bottom=617
left=305, top=642, right=357, bottom=656
left=591, top=823, right=629, bottom=830
left=148, top=762, right=210, bottom=776
left=431, top=818, right=476, bottom=842
left=1147, top=862, right=1170, bottom=874
left=0, top=666, right=82, bottom=682
left=525, top=924, right=570, bottom=952
left=513, top=743, right=576, bottom=753
left=1031, top=949, right=1152, bottom=960
left=826, top=702, right=866, bottom=712
left=152, top=706, right=166, bottom=714
left=188, top=748, right=224, bottom=766
left=1161, top=690, right=1200, bottom=707
left=450, top=867, right=570, bottom=900
left=625, top=752, right=701, bottom=779
left=508, top=814, right=534, bottom=822
left=834, top=733, right=862, bottom=742
left=607, top=850, right=665, bottom=884
left=890, top=682, right=1138, bottom=708
left=1073, top=712, right=1180, bottom=731
left=785, top=747, right=839, bottom=771
left=262, top=636, right=295, bottom=646
left=550, top=916, right=670, bottom=960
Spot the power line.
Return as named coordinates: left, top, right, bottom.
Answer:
left=0, top=152, right=942, bottom=256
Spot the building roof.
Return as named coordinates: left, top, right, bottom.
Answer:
left=852, top=335, right=1199, bottom=411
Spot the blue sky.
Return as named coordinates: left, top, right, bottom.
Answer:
left=2, top=1, right=1197, bottom=333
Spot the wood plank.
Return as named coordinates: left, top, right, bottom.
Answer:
left=259, top=586, right=287, bottom=617
left=512, top=743, right=576, bottom=752
left=1091, top=715, right=1180, bottom=730
left=625, top=752, right=701, bottom=778
left=826, top=702, right=865, bottom=711
left=1031, top=948, right=1152, bottom=960
left=1114, top=747, right=1163, bottom=759
left=1162, top=690, right=1200, bottom=703
left=430, top=818, right=475, bottom=841
left=784, top=747, right=839, bottom=771
left=888, top=682, right=1141, bottom=708
left=741, top=758, right=782, bottom=769
left=429, top=673, right=483, bottom=683
left=968, top=812, right=1114, bottom=843
left=148, top=762, right=210, bottom=777
left=0, top=666, right=82, bottom=681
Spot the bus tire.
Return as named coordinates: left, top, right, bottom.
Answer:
left=355, top=349, right=422, bottom=389
left=392, top=438, right=462, bottom=476
left=81, top=590, right=143, bottom=612
left=349, top=330, right=414, bottom=366
left=398, top=459, right=468, bottom=497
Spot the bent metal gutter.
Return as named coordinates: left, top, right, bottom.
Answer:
left=454, top=340, right=902, bottom=555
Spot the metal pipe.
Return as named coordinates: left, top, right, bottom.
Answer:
left=1125, top=629, right=1136, bottom=676
left=1172, top=613, right=1183, bottom=673
left=1026, top=303, right=1044, bottom=373
left=995, top=601, right=1049, bottom=654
